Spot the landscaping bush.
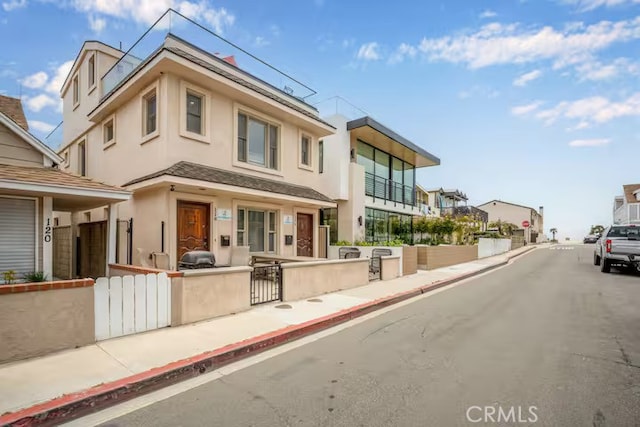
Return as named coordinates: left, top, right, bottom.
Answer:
left=23, top=271, right=48, bottom=283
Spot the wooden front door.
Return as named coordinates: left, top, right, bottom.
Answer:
left=177, top=201, right=210, bottom=261
left=78, top=221, right=107, bottom=278
left=296, top=213, right=313, bottom=257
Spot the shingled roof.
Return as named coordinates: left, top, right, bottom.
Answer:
left=124, top=161, right=334, bottom=203
left=0, top=95, right=28, bottom=131
left=0, top=164, right=129, bottom=193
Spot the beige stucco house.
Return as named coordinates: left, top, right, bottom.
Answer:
left=0, top=95, right=130, bottom=281
left=55, top=19, right=336, bottom=272
left=477, top=200, right=545, bottom=243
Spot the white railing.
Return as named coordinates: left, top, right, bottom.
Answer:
left=614, top=204, right=628, bottom=224
left=94, top=272, right=171, bottom=341
left=630, top=203, right=640, bottom=222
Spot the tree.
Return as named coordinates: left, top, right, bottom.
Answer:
left=550, top=228, right=558, bottom=241
left=590, top=225, right=604, bottom=236
left=488, top=220, right=519, bottom=237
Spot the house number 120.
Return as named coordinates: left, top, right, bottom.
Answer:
left=44, top=218, right=52, bottom=243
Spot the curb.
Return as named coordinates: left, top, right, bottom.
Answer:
left=1, top=247, right=536, bottom=427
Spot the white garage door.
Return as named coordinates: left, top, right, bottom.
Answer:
left=0, top=197, right=36, bottom=278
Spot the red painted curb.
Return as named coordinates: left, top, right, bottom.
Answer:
left=0, top=249, right=532, bottom=427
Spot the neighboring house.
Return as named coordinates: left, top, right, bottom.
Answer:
left=415, top=185, right=439, bottom=217
left=55, top=13, right=336, bottom=271
left=420, top=187, right=488, bottom=229
left=0, top=95, right=130, bottom=281
left=613, top=184, right=640, bottom=225
left=318, top=115, right=440, bottom=244
left=477, top=200, right=545, bottom=243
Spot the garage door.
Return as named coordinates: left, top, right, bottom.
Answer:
left=0, top=197, right=36, bottom=278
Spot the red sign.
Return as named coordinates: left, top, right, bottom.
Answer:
left=522, top=220, right=530, bottom=228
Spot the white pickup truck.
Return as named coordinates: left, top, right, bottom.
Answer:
left=594, top=224, right=640, bottom=273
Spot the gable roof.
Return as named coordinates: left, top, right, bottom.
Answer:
left=0, top=95, right=28, bottom=131
left=478, top=199, right=541, bottom=214
left=60, top=40, right=123, bottom=96
left=124, top=161, right=334, bottom=203
left=0, top=111, right=63, bottom=164
left=623, top=184, right=640, bottom=204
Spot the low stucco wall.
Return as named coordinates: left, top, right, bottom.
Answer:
left=381, top=255, right=401, bottom=281
left=172, top=267, right=251, bottom=325
left=327, top=245, right=404, bottom=276
left=402, top=245, right=418, bottom=276
left=417, top=245, right=479, bottom=270
left=511, top=236, right=525, bottom=249
left=281, top=259, right=369, bottom=302
left=478, top=238, right=512, bottom=259
left=109, top=264, right=182, bottom=278
left=0, top=280, right=95, bottom=363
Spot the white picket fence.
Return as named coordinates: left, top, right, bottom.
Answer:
left=94, top=273, right=171, bottom=341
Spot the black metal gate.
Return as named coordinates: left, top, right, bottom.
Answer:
left=250, top=263, right=282, bottom=305
left=369, top=248, right=392, bottom=281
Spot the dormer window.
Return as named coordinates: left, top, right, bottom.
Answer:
left=88, top=54, right=96, bottom=91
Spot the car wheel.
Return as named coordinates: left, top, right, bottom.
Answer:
left=594, top=253, right=601, bottom=266
left=600, top=258, right=610, bottom=273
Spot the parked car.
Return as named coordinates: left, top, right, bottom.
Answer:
left=593, top=225, right=640, bottom=273
left=583, top=234, right=600, bottom=244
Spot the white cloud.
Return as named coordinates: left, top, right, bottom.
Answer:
left=20, top=71, right=48, bottom=89
left=24, top=94, right=58, bottom=112
left=458, top=86, right=500, bottom=100
left=513, top=69, right=542, bottom=86
left=511, top=101, right=543, bottom=116
left=479, top=9, right=497, bottom=19
left=342, top=38, right=355, bottom=49
left=88, top=14, right=106, bottom=33
left=67, top=1, right=235, bottom=34
left=416, top=17, right=640, bottom=69
left=28, top=120, right=55, bottom=133
left=2, top=0, right=26, bottom=12
left=535, top=93, right=640, bottom=125
left=46, top=60, right=73, bottom=95
left=561, top=0, right=640, bottom=12
left=568, top=138, right=612, bottom=147
left=254, top=36, right=269, bottom=47
left=357, top=42, right=381, bottom=61
left=388, top=43, right=417, bottom=64
left=574, top=57, right=640, bottom=81
left=566, top=120, right=591, bottom=131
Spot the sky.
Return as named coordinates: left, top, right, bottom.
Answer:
left=2, top=0, right=640, bottom=240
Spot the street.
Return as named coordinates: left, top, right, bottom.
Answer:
left=98, top=245, right=640, bottom=426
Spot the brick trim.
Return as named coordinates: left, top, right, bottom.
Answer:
left=109, top=264, right=183, bottom=278
left=0, top=279, right=94, bottom=295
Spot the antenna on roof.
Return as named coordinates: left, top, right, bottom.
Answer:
left=119, top=41, right=123, bottom=51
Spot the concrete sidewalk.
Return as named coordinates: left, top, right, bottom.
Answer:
left=0, top=245, right=539, bottom=426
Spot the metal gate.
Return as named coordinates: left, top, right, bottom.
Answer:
left=369, top=248, right=392, bottom=281
left=250, top=263, right=282, bottom=305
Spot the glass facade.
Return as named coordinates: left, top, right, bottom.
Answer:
left=364, top=208, right=413, bottom=243
left=357, top=140, right=415, bottom=205
left=320, top=208, right=338, bottom=244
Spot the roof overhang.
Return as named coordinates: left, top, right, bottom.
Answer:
left=0, top=179, right=130, bottom=211
left=87, top=48, right=335, bottom=138
left=126, top=175, right=337, bottom=208
left=347, top=116, right=440, bottom=168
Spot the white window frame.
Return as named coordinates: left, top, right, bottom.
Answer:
left=236, top=207, right=278, bottom=254
left=298, top=131, right=313, bottom=171
left=233, top=103, right=282, bottom=176
left=72, top=73, right=80, bottom=110
left=102, top=114, right=116, bottom=149
left=141, top=82, right=159, bottom=144
left=179, top=80, right=210, bottom=144
left=87, top=53, right=97, bottom=94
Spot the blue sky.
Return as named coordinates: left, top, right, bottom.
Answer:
left=2, top=0, right=640, bottom=240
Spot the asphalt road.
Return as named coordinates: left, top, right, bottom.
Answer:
left=101, top=245, right=640, bottom=427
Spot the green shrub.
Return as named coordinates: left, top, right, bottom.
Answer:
left=334, top=240, right=353, bottom=246
left=2, top=270, right=17, bottom=285
left=23, top=271, right=48, bottom=283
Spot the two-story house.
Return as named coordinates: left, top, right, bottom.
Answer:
left=317, top=114, right=440, bottom=245
left=55, top=11, right=336, bottom=272
left=419, top=187, right=488, bottom=230
left=613, top=184, right=640, bottom=225
left=477, top=200, right=545, bottom=243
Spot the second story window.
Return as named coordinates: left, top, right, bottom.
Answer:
left=186, top=91, right=203, bottom=135
left=88, top=54, right=96, bottom=91
left=143, top=90, right=157, bottom=136
left=237, top=112, right=278, bottom=170
left=300, top=134, right=311, bottom=168
left=72, top=74, right=79, bottom=108
left=319, top=140, right=324, bottom=173
left=78, top=140, right=86, bottom=176
left=103, top=117, right=115, bottom=147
